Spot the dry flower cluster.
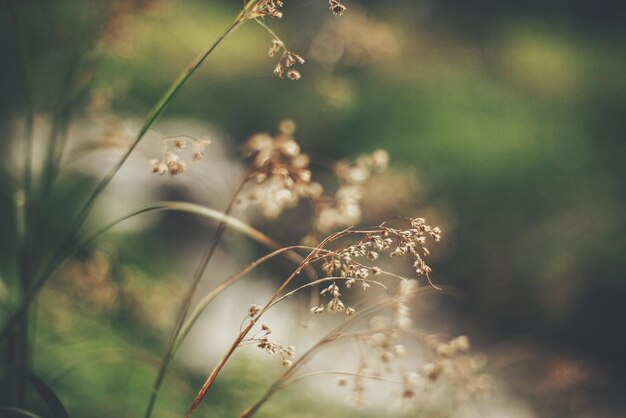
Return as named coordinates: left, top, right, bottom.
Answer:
left=329, top=0, right=348, bottom=16
left=322, top=285, right=492, bottom=415
left=240, top=120, right=323, bottom=218
left=269, top=38, right=305, bottom=80
left=311, top=149, right=389, bottom=235
left=149, top=135, right=211, bottom=176
left=247, top=324, right=296, bottom=367
left=244, top=0, right=350, bottom=81
left=236, top=120, right=391, bottom=231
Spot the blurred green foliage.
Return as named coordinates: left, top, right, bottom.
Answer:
left=1, top=0, right=625, bottom=416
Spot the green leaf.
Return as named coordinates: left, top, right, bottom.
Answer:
left=0, top=406, right=44, bottom=418
left=26, top=373, right=70, bottom=418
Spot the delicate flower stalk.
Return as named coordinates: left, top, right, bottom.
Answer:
left=256, top=18, right=306, bottom=80
left=149, top=134, right=211, bottom=176
left=184, top=230, right=348, bottom=417
left=238, top=293, right=486, bottom=417
left=329, top=0, right=348, bottom=16
left=144, top=177, right=247, bottom=418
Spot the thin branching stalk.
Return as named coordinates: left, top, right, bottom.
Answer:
left=143, top=178, right=248, bottom=418
left=237, top=309, right=385, bottom=417
left=173, top=245, right=320, bottom=355
left=0, top=406, right=42, bottom=418
left=269, top=276, right=390, bottom=309
left=284, top=370, right=403, bottom=385
left=184, top=229, right=350, bottom=417
left=238, top=293, right=438, bottom=418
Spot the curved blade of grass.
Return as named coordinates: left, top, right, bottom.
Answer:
left=0, top=406, right=43, bottom=418
left=25, top=373, right=69, bottom=418
left=0, top=4, right=247, bottom=344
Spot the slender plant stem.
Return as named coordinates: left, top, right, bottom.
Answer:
left=184, top=230, right=347, bottom=417
left=238, top=307, right=388, bottom=417
left=239, top=297, right=439, bottom=417
left=0, top=406, right=43, bottom=418
left=0, top=11, right=245, bottom=345
left=8, top=0, right=35, bottom=406
left=284, top=370, right=403, bottom=386
left=173, top=245, right=317, bottom=355
left=143, top=178, right=248, bottom=418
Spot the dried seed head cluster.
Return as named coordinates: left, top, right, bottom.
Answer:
left=384, top=217, right=441, bottom=279
left=310, top=217, right=438, bottom=319
left=149, top=135, right=211, bottom=176
left=333, top=284, right=422, bottom=408
left=313, top=149, right=389, bottom=234
left=329, top=285, right=491, bottom=414
left=311, top=282, right=356, bottom=316
left=270, top=40, right=305, bottom=81
left=248, top=304, right=263, bottom=317
left=328, top=0, right=347, bottom=16
left=246, top=0, right=285, bottom=20
left=366, top=317, right=406, bottom=370
left=241, top=120, right=322, bottom=218
left=249, top=0, right=349, bottom=80
left=393, top=279, right=419, bottom=329
left=417, top=335, right=493, bottom=400
left=249, top=324, right=296, bottom=367
left=240, top=121, right=389, bottom=237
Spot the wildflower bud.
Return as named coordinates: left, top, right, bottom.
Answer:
left=311, top=305, right=324, bottom=314
left=149, top=159, right=167, bottom=175
left=381, top=351, right=393, bottom=363
left=248, top=304, right=262, bottom=317
left=282, top=359, right=292, bottom=367
left=174, top=139, right=186, bottom=149
left=328, top=0, right=347, bottom=16
left=371, top=149, right=389, bottom=170
left=285, top=54, right=296, bottom=67
left=268, top=39, right=283, bottom=57
left=280, top=139, right=300, bottom=156
left=436, top=343, right=454, bottom=358
left=278, top=119, right=296, bottom=135
left=422, top=362, right=444, bottom=381
left=274, top=63, right=284, bottom=78
left=450, top=335, right=470, bottom=353
left=287, top=69, right=301, bottom=80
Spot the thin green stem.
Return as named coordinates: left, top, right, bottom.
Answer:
left=184, top=230, right=348, bottom=417
left=0, top=406, right=43, bottom=418
left=8, top=0, right=35, bottom=406
left=144, top=178, right=247, bottom=418
left=0, top=10, right=245, bottom=345
left=172, top=245, right=315, bottom=356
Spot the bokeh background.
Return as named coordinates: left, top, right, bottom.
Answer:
left=1, top=0, right=625, bottom=416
